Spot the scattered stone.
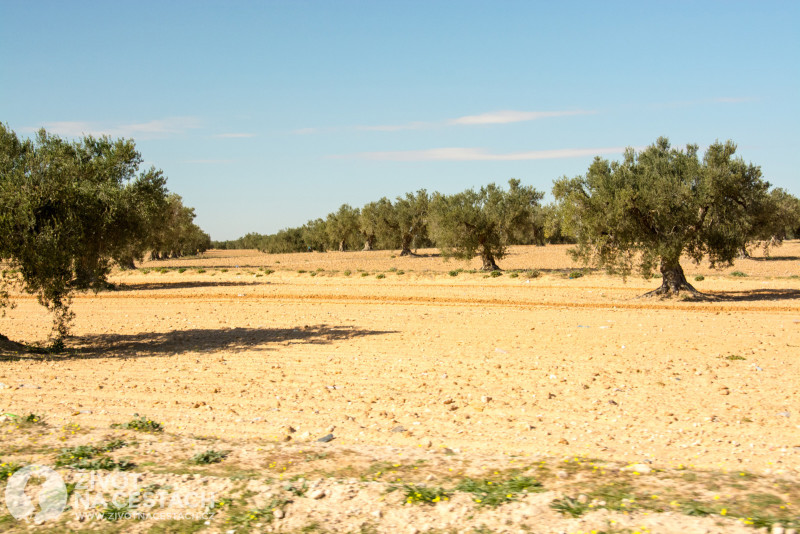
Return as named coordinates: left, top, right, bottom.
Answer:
left=777, top=411, right=790, bottom=418
left=273, top=509, right=284, bottom=519
left=577, top=494, right=589, bottom=504
left=556, top=470, right=568, bottom=479
left=18, top=384, right=40, bottom=389
left=282, top=435, right=292, bottom=442
left=317, top=433, right=335, bottom=443
left=559, top=438, right=569, bottom=445
left=371, top=509, right=382, bottom=519
left=391, top=425, right=406, bottom=433
left=0, top=382, right=7, bottom=389
left=480, top=395, right=492, bottom=403
left=608, top=400, right=618, bottom=405
left=286, top=425, right=296, bottom=433
left=300, top=431, right=311, bottom=440
left=252, top=417, right=262, bottom=422
left=309, top=489, right=325, bottom=499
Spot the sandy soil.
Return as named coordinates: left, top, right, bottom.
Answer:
left=1, top=243, right=799, bottom=532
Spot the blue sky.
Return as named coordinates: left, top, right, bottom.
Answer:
left=2, top=1, right=798, bottom=240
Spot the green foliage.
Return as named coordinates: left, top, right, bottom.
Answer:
left=101, top=501, right=133, bottom=521
left=694, top=275, right=705, bottom=281
left=550, top=496, right=590, bottom=517
left=523, top=269, right=541, bottom=279
left=326, top=204, right=361, bottom=251
left=111, top=415, right=163, bottom=432
left=0, top=461, right=23, bottom=481
left=375, top=273, right=385, bottom=279
left=449, top=270, right=459, bottom=277
left=343, top=270, right=352, bottom=276
left=395, top=484, right=451, bottom=505
left=191, top=449, right=230, bottom=465
left=568, top=271, right=584, bottom=279
left=455, top=476, right=543, bottom=506
left=489, top=270, right=502, bottom=278
left=0, top=124, right=208, bottom=342
left=553, top=138, right=776, bottom=294
left=731, top=271, right=748, bottom=277
left=55, top=443, right=134, bottom=470
left=431, top=179, right=543, bottom=270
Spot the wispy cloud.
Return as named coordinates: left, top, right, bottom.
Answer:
left=333, top=146, right=628, bottom=162
left=296, top=109, right=594, bottom=134
left=448, top=109, right=592, bottom=126
left=214, top=132, right=256, bottom=138
left=26, top=116, right=203, bottom=139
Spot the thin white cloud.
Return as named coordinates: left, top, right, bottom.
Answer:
left=448, top=110, right=593, bottom=125
left=333, top=146, right=628, bottom=162
left=26, top=116, right=203, bottom=139
left=214, top=132, right=256, bottom=138
left=297, top=109, right=594, bottom=134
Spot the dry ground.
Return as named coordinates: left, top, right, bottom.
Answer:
left=1, top=243, right=799, bottom=533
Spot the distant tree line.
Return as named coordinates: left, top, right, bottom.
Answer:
left=217, top=137, right=799, bottom=295
left=214, top=180, right=574, bottom=263
left=0, top=124, right=210, bottom=346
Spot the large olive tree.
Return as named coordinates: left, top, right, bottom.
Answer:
left=431, top=179, right=543, bottom=270
left=0, top=124, right=183, bottom=345
left=553, top=137, right=777, bottom=297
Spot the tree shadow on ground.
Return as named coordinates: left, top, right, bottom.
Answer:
left=742, top=255, right=800, bottom=262
left=706, top=289, right=800, bottom=302
left=0, top=325, right=396, bottom=362
left=116, top=281, right=263, bottom=291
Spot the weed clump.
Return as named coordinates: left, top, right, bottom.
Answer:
left=191, top=449, right=230, bottom=465
left=111, top=415, right=163, bottom=433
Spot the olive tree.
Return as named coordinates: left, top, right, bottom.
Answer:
left=326, top=204, right=361, bottom=251
left=0, top=124, right=174, bottom=344
left=553, top=137, right=776, bottom=297
left=430, top=179, right=544, bottom=270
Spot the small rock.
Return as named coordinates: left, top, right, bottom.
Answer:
left=286, top=425, right=296, bottom=433
left=480, top=395, right=492, bottom=403
left=371, top=509, right=382, bottom=519
left=0, top=382, right=8, bottom=389
left=18, top=384, right=40, bottom=389
left=777, top=411, right=790, bottom=418
left=252, top=417, right=262, bottom=422
left=282, top=435, right=292, bottom=442
left=273, top=509, right=285, bottom=519
left=391, top=425, right=406, bottom=433
left=317, top=433, right=335, bottom=443
left=608, top=400, right=618, bottom=405
left=309, top=489, right=325, bottom=499
left=577, top=494, right=589, bottom=504
left=559, top=438, right=570, bottom=445
left=300, top=431, right=311, bottom=440
left=556, top=470, right=568, bottom=479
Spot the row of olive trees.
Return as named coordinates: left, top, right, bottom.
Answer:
left=217, top=137, right=799, bottom=298
left=214, top=183, right=569, bottom=259
left=0, top=124, right=209, bottom=345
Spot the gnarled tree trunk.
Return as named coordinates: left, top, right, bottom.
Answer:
left=481, top=251, right=500, bottom=271
left=363, top=236, right=374, bottom=251
left=643, top=259, right=701, bottom=298
left=399, top=234, right=414, bottom=256
left=338, top=240, right=346, bottom=252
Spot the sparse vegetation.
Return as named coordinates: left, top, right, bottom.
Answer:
left=111, top=415, right=163, bottom=433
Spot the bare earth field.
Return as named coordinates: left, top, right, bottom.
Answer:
left=1, top=243, right=799, bottom=533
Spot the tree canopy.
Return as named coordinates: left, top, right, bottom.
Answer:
left=553, top=137, right=778, bottom=296
left=0, top=124, right=207, bottom=345
left=431, top=179, right=544, bottom=270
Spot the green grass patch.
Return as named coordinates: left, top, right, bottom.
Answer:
left=731, top=271, right=748, bottom=277
left=392, top=483, right=450, bottom=505
left=191, top=449, right=230, bottom=465
left=111, top=415, right=164, bottom=433
left=455, top=476, right=543, bottom=507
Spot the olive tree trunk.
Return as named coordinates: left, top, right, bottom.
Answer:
left=643, top=259, right=701, bottom=297
left=399, top=234, right=414, bottom=256
left=363, top=236, right=374, bottom=251
left=481, top=250, right=500, bottom=271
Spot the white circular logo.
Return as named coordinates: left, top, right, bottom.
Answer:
left=5, top=465, right=67, bottom=523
